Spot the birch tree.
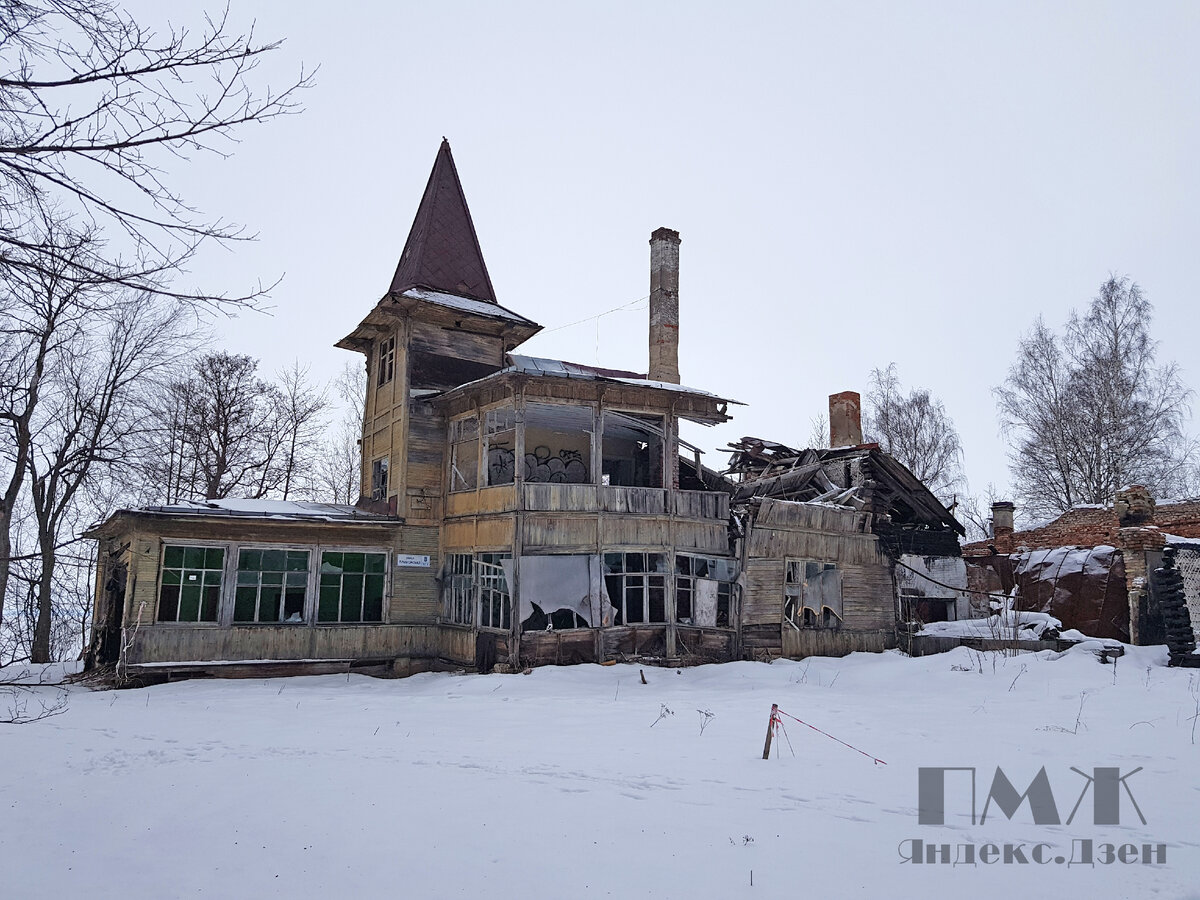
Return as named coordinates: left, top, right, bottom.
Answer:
left=995, top=276, right=1194, bottom=519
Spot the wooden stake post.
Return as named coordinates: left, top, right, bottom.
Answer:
left=762, top=703, right=778, bottom=759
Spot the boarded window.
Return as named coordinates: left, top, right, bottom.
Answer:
left=376, top=336, right=396, bottom=386
left=676, top=555, right=737, bottom=627
left=522, top=403, right=592, bottom=484
left=450, top=415, right=479, bottom=492
left=234, top=548, right=310, bottom=623
left=158, top=545, right=223, bottom=623
left=484, top=405, right=517, bottom=486
left=518, top=554, right=600, bottom=632
left=444, top=553, right=474, bottom=624
left=603, top=552, right=667, bottom=624
left=784, top=559, right=843, bottom=629
left=602, top=412, right=664, bottom=487
left=318, top=552, right=386, bottom=623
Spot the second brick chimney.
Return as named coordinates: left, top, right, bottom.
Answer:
left=829, top=391, right=863, bottom=447
left=648, top=227, right=680, bottom=384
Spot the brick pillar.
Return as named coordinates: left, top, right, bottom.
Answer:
left=648, top=227, right=680, bottom=384
left=1115, top=485, right=1161, bottom=644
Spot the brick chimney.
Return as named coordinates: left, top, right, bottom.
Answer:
left=648, top=227, right=680, bottom=384
left=829, top=391, right=863, bottom=447
left=991, top=501, right=1015, bottom=537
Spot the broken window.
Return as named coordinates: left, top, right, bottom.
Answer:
left=517, top=555, right=599, bottom=632
left=234, top=549, right=310, bottom=623
left=449, top=415, right=479, bottom=492
left=523, top=403, right=592, bottom=484
left=484, top=405, right=516, bottom=486
left=377, top=336, right=396, bottom=387
left=476, top=552, right=511, bottom=630
left=371, top=457, right=389, bottom=501
left=676, top=555, right=737, bottom=627
left=318, top=552, right=386, bottom=623
left=158, top=545, right=223, bottom=622
left=784, top=559, right=843, bottom=629
left=601, top=412, right=664, bottom=487
left=444, top=553, right=475, bottom=624
left=603, top=552, right=667, bottom=624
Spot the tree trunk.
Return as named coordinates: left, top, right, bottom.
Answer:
left=31, top=532, right=56, bottom=663
left=0, top=509, right=11, bottom=636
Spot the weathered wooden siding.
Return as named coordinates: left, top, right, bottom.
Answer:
left=519, top=630, right=597, bottom=666
left=523, top=515, right=598, bottom=551
left=405, top=400, right=445, bottom=521
left=438, top=625, right=476, bottom=665
left=392, top=526, right=440, bottom=623
left=409, top=320, right=504, bottom=366
left=127, top=624, right=444, bottom=664
left=780, top=628, right=893, bottom=658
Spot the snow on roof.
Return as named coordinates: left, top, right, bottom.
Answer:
left=474, top=354, right=739, bottom=405
left=116, top=499, right=396, bottom=523
left=402, top=287, right=537, bottom=326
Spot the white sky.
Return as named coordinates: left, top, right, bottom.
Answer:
left=129, top=0, right=1200, bottom=506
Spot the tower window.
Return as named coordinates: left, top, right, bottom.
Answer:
left=377, top=336, right=396, bottom=386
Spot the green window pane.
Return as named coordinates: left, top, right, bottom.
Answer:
left=163, top=546, right=184, bottom=568
left=203, top=570, right=222, bottom=587
left=237, top=571, right=258, bottom=586
left=625, top=553, right=644, bottom=573
left=261, top=572, right=283, bottom=586
left=320, top=573, right=340, bottom=588
left=343, top=553, right=365, bottom=573
left=261, top=549, right=286, bottom=571
left=179, top=584, right=202, bottom=621
left=260, top=585, right=283, bottom=622
left=603, top=553, right=622, bottom=573
left=183, top=547, right=205, bottom=569
left=182, top=570, right=202, bottom=587
left=363, top=574, right=384, bottom=622
left=341, top=573, right=363, bottom=621
left=365, top=553, right=386, bottom=574
left=286, top=550, right=309, bottom=572
left=158, top=585, right=180, bottom=621
left=201, top=587, right=219, bottom=621
left=318, top=584, right=340, bottom=622
left=238, top=549, right=261, bottom=571
left=234, top=587, right=258, bottom=622
left=162, top=569, right=181, bottom=586
left=321, top=552, right=343, bottom=573
left=204, top=547, right=225, bottom=569
left=286, top=572, right=307, bottom=587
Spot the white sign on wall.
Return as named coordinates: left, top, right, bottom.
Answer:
left=395, top=554, right=431, bottom=568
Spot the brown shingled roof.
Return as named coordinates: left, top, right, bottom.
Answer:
left=389, top=139, right=497, bottom=304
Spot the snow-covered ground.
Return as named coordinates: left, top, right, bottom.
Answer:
left=3, top=647, right=1199, bottom=899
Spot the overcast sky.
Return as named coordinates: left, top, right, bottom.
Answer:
left=130, top=0, right=1200, bottom=514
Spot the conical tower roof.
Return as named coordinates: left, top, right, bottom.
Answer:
left=388, top=139, right=497, bottom=304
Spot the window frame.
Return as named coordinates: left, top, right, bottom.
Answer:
left=449, top=413, right=480, bottom=493
left=603, top=551, right=668, bottom=625
left=232, top=545, right=314, bottom=625
left=675, top=553, right=737, bottom=629
left=377, top=335, right=396, bottom=387
left=317, top=548, right=390, bottom=624
left=156, top=543, right=227, bottom=624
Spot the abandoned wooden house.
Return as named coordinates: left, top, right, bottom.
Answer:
left=84, top=140, right=968, bottom=679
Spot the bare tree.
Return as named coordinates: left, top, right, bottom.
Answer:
left=275, top=361, right=328, bottom=500
left=27, top=293, right=190, bottom=661
left=863, top=363, right=964, bottom=504
left=806, top=412, right=830, bottom=450
left=0, top=0, right=311, bottom=304
left=310, top=361, right=363, bottom=504
left=995, top=276, right=1194, bottom=519
left=0, top=213, right=109, bottom=639
left=154, top=352, right=285, bottom=501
